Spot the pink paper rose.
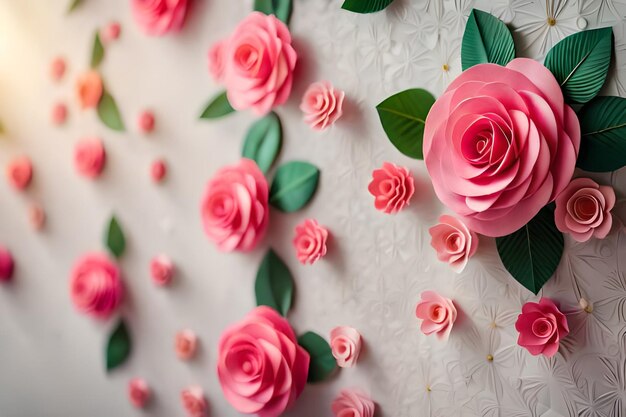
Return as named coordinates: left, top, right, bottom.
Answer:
left=50, top=56, right=66, bottom=82
left=415, top=291, right=457, bottom=341
left=515, top=297, right=569, bottom=357
left=332, top=389, right=375, bottom=417
left=0, top=246, right=14, bottom=282
left=555, top=178, right=615, bottom=242
left=101, top=22, right=121, bottom=43
left=150, top=254, right=174, bottom=286
left=330, top=326, right=362, bottom=368
left=217, top=306, right=310, bottom=417
left=429, top=215, right=478, bottom=273
left=175, top=329, right=198, bottom=360
left=368, top=162, right=415, bottom=214
left=180, top=385, right=208, bottom=417
left=6, top=156, right=33, bottom=190
left=151, top=159, right=167, bottom=183
left=137, top=110, right=155, bottom=133
left=76, top=71, right=103, bottom=109
left=200, top=158, right=269, bottom=252
left=28, top=204, right=46, bottom=231
left=423, top=58, right=580, bottom=237
left=222, top=12, right=297, bottom=115
left=208, top=39, right=226, bottom=82
left=74, top=138, right=106, bottom=179
left=69, top=253, right=123, bottom=319
left=128, top=378, right=151, bottom=409
left=51, top=102, right=68, bottom=125
left=293, top=219, right=329, bottom=265
left=300, top=81, right=345, bottom=131
left=131, top=0, right=189, bottom=36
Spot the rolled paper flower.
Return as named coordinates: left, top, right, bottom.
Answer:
left=555, top=178, right=615, bottom=242
left=293, top=219, right=329, bottom=265
left=137, top=110, right=155, bottom=134
left=423, top=58, right=580, bottom=237
left=222, top=12, right=297, bottom=115
left=75, top=70, right=103, bottom=109
left=180, top=385, right=208, bottom=417
left=330, top=326, right=362, bottom=368
left=69, top=253, right=123, bottom=319
left=101, top=21, right=121, bottom=43
left=132, top=0, right=189, bottom=36
left=415, top=291, right=457, bottom=341
left=51, top=102, right=68, bottom=125
left=429, top=215, right=478, bottom=273
left=200, top=158, right=269, bottom=252
left=128, top=378, right=151, bottom=409
left=368, top=162, right=415, bottom=214
left=208, top=39, right=227, bottom=82
left=150, top=254, right=174, bottom=286
left=516, top=298, right=569, bottom=357
left=28, top=204, right=46, bottom=231
left=74, top=138, right=106, bottom=179
left=151, top=159, right=167, bottom=183
left=300, top=81, right=345, bottom=131
left=6, top=156, right=33, bottom=190
left=331, top=389, right=375, bottom=417
left=50, top=56, right=66, bottom=82
left=175, top=329, right=198, bottom=360
left=217, top=306, right=310, bottom=417
left=0, top=246, right=14, bottom=282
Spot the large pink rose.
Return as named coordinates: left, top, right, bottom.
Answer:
left=423, top=58, right=580, bottom=237
left=222, top=12, right=297, bottom=115
left=200, top=158, right=269, bottom=252
left=217, top=306, right=310, bottom=417
left=131, top=0, right=189, bottom=36
left=515, top=297, right=569, bottom=357
left=69, top=253, right=123, bottom=319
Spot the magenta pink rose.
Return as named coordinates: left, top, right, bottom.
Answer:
left=555, top=178, right=615, bottom=242
left=200, top=158, right=269, bottom=252
left=175, top=329, right=198, bottom=360
left=330, top=326, right=362, bottom=368
left=415, top=291, right=457, bottom=341
left=69, top=253, right=123, bottom=319
left=180, top=385, right=207, bottom=417
left=332, top=389, right=375, bottom=417
left=293, top=219, right=329, bottom=265
left=131, top=0, right=189, bottom=36
left=429, top=215, right=478, bottom=273
left=217, top=306, right=310, bottom=417
left=74, top=138, right=106, bottom=179
left=515, top=297, right=569, bottom=357
left=368, top=162, right=415, bottom=214
left=0, top=246, right=14, bottom=282
left=300, top=81, right=345, bottom=131
left=208, top=39, right=227, bottom=82
left=423, top=58, right=580, bottom=237
left=150, top=254, right=174, bottom=286
left=128, top=378, right=151, bottom=409
left=222, top=12, right=297, bottom=115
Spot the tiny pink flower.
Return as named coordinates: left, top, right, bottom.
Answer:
left=150, top=254, right=174, bottom=286
left=208, top=39, right=227, bottom=82
left=51, top=102, right=68, bottom=125
left=175, top=329, right=198, bottom=360
left=368, top=162, right=415, bottom=214
left=300, top=81, right=345, bottom=131
left=151, top=159, right=167, bottom=183
left=128, top=378, right=151, bottom=409
left=415, top=291, right=457, bottom=341
left=429, top=215, right=478, bottom=273
left=330, top=326, right=362, bottom=368
left=50, top=56, right=66, bottom=82
left=137, top=110, right=155, bottom=134
left=6, top=156, right=33, bottom=190
left=101, top=22, right=121, bottom=43
left=515, top=297, right=569, bottom=358
left=28, top=204, right=46, bottom=231
left=0, top=246, right=15, bottom=282
left=180, top=385, right=207, bottom=417
left=74, top=138, right=106, bottom=179
left=75, top=71, right=103, bottom=109
left=332, top=389, right=375, bottom=417
left=293, top=219, right=329, bottom=265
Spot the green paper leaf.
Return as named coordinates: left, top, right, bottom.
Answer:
left=254, top=0, right=293, bottom=25
left=90, top=31, right=104, bottom=69
left=269, top=161, right=320, bottom=212
left=105, top=216, right=126, bottom=259
left=106, top=319, right=131, bottom=371
left=496, top=205, right=564, bottom=295
left=544, top=27, right=613, bottom=104
left=376, top=88, right=435, bottom=159
left=199, top=91, right=235, bottom=120
left=297, top=332, right=336, bottom=383
left=341, top=0, right=395, bottom=13
left=97, top=90, right=125, bottom=131
left=461, top=9, right=515, bottom=70
left=242, top=113, right=282, bottom=174
left=577, top=96, right=626, bottom=172
left=67, top=0, right=83, bottom=13
left=255, top=249, right=294, bottom=316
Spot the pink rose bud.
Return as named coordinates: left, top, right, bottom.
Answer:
left=429, top=215, right=478, bottom=273
left=50, top=56, right=66, bottom=82
left=137, top=110, right=155, bottom=134
left=0, top=246, right=15, bottom=282
left=332, top=389, right=376, bottom=417
left=51, top=102, right=68, bottom=125
left=180, top=385, right=207, bottom=417
left=208, top=39, right=227, bottom=82
left=515, top=297, right=569, bottom=358
left=101, top=21, right=121, bottom=43
left=330, top=326, right=362, bottom=368
left=175, top=329, right=198, bottom=360
left=6, top=156, right=33, bottom=191
left=74, top=138, right=106, bottom=179
left=151, top=255, right=174, bottom=286
left=151, top=159, right=167, bottom=183
left=132, top=0, right=189, bottom=36
left=69, top=253, right=123, bottom=319
left=368, top=162, right=415, bottom=214
left=300, top=81, right=345, bottom=131
left=28, top=204, right=46, bottom=231
left=75, top=71, right=103, bottom=110
left=293, top=219, right=329, bottom=265
left=415, top=291, right=457, bottom=341
left=128, top=378, right=151, bottom=409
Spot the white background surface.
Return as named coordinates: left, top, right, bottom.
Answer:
left=1, top=0, right=626, bottom=416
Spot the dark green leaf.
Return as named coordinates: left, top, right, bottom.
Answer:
left=269, top=161, right=320, bottom=212
left=90, top=31, right=104, bottom=69
left=577, top=96, right=626, bottom=172
left=254, top=0, right=293, bottom=25
left=199, top=91, right=235, bottom=120
left=298, top=332, right=336, bottom=383
left=106, top=319, right=131, bottom=371
left=496, top=205, right=564, bottom=295
left=544, top=27, right=613, bottom=104
left=242, top=113, right=282, bottom=173
left=105, top=216, right=126, bottom=259
left=341, top=0, right=395, bottom=13
left=462, top=9, right=515, bottom=70
left=67, top=0, right=83, bottom=13
left=97, top=90, right=125, bottom=131
left=376, top=88, right=435, bottom=159
left=255, top=249, right=294, bottom=316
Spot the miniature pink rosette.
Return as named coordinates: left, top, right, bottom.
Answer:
left=293, top=219, right=329, bottom=265
left=0, top=246, right=14, bottom=282
left=128, top=378, right=151, bottom=409
left=423, top=58, right=581, bottom=237
left=175, top=329, right=198, bottom=360
left=69, top=253, right=123, bottom=319
left=222, top=12, right=297, bottom=115
left=74, top=138, right=106, bottom=179
left=429, top=215, right=478, bottom=273
left=554, top=178, right=615, bottom=242
left=131, top=0, right=189, bottom=36
left=217, top=306, right=310, bottom=417
left=180, top=385, right=208, bottom=417
left=300, top=81, right=345, bottom=131
left=200, top=158, right=269, bottom=252
left=330, top=326, right=362, bottom=368
left=208, top=39, right=227, bottom=82
left=331, top=389, right=375, bottom=417
left=150, top=254, right=174, bottom=286
left=415, top=291, right=457, bottom=341
left=368, top=162, right=415, bottom=214
left=6, top=156, right=33, bottom=191
left=515, top=297, right=569, bottom=357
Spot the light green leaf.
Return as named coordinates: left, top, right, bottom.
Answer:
left=199, top=91, right=235, bottom=120
left=105, top=216, right=126, bottom=259
left=242, top=113, right=282, bottom=173
left=297, top=332, right=336, bottom=383
left=90, top=31, right=104, bottom=69
left=254, top=0, right=293, bottom=25
left=67, top=0, right=83, bottom=13
left=341, top=0, right=395, bottom=13
left=106, top=319, right=131, bottom=371
left=97, top=90, right=125, bottom=131
left=255, top=249, right=294, bottom=316
left=462, top=9, right=515, bottom=70
left=269, top=161, right=320, bottom=212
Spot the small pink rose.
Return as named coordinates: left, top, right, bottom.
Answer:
left=51, top=102, right=68, bottom=125
left=75, top=71, right=103, bottom=109
left=50, top=56, right=66, bottom=82
left=180, top=385, right=207, bottom=417
left=555, top=178, right=615, bottom=242
left=300, top=81, right=345, bottom=131
left=0, top=246, right=15, bottom=282
left=101, top=22, right=121, bottom=43
left=132, top=0, right=189, bottom=36
left=331, top=389, right=375, bottom=417
left=28, top=204, right=46, bottom=231
left=208, top=39, right=227, bottom=82
left=128, top=378, right=151, bottom=409
left=515, top=297, right=569, bottom=357
left=175, top=329, right=198, bottom=360
left=293, top=219, right=329, bottom=265
left=368, top=162, right=415, bottom=214
left=150, top=254, right=174, bottom=286
left=74, top=138, right=106, bottom=179
left=415, top=291, right=457, bottom=341
left=137, top=110, right=155, bottom=134
left=151, top=159, right=167, bottom=183
left=429, top=215, right=478, bottom=273
left=330, top=326, right=362, bottom=368
left=6, top=156, right=33, bottom=191
left=69, top=253, right=123, bottom=319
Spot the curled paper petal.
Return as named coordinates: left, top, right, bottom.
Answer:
left=330, top=326, right=362, bottom=368
left=515, top=297, right=569, bottom=357
left=331, top=389, right=375, bottom=417
left=293, top=219, right=329, bottom=265
left=415, top=291, right=457, bottom=341
left=429, top=215, right=478, bottom=273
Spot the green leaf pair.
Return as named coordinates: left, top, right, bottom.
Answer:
left=341, top=0, right=395, bottom=13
